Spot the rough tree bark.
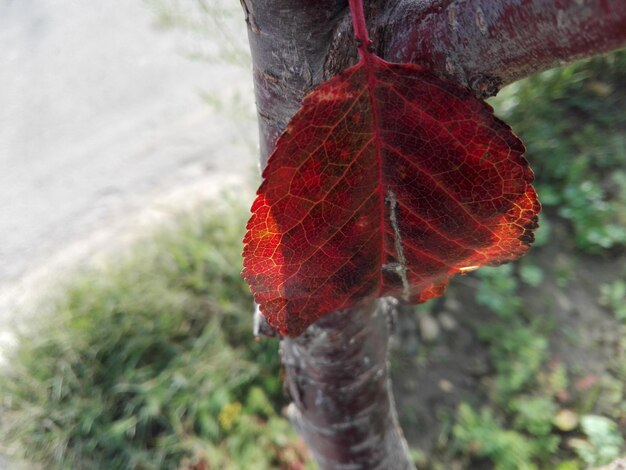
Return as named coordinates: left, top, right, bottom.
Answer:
left=240, top=1, right=626, bottom=468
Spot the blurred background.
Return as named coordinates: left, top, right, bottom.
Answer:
left=0, top=0, right=256, bottom=355
left=0, top=1, right=624, bottom=469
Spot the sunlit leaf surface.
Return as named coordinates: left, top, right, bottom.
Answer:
left=243, top=54, right=539, bottom=336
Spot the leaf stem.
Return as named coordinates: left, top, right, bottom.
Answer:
left=348, top=0, right=372, bottom=60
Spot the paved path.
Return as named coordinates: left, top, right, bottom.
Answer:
left=0, top=0, right=256, bottom=323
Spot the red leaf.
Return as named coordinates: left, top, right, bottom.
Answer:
left=243, top=47, right=539, bottom=337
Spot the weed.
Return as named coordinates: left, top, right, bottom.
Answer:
left=453, top=403, right=539, bottom=470
left=599, top=278, right=626, bottom=321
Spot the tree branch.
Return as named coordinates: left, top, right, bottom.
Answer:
left=244, top=0, right=626, bottom=162
left=282, top=299, right=415, bottom=470
left=380, top=0, right=626, bottom=97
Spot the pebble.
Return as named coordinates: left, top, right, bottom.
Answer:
left=444, top=297, right=461, bottom=313
left=439, top=312, right=458, bottom=331
left=419, top=313, right=440, bottom=342
left=438, top=379, right=454, bottom=392
left=553, top=409, right=579, bottom=432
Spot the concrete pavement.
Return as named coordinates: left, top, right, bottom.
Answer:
left=0, top=0, right=256, bottom=358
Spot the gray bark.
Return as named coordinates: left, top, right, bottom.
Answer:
left=283, top=299, right=414, bottom=469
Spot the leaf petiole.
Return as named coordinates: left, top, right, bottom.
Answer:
left=348, top=0, right=373, bottom=59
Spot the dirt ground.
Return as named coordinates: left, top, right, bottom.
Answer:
left=391, top=219, right=626, bottom=465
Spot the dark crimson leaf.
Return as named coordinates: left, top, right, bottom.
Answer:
left=243, top=34, right=539, bottom=337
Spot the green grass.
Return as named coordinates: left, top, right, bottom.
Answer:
left=0, top=203, right=309, bottom=470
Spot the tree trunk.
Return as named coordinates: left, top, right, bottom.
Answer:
left=240, top=0, right=626, bottom=467
left=282, top=299, right=414, bottom=469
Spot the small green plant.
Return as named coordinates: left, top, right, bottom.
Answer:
left=475, top=265, right=522, bottom=318
left=599, top=278, right=626, bottom=321
left=510, top=396, right=557, bottom=438
left=146, top=0, right=250, bottom=66
left=479, top=321, right=549, bottom=400
left=453, top=403, right=539, bottom=470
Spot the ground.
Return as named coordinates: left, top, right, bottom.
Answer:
left=0, top=2, right=254, bottom=468
left=390, top=218, right=626, bottom=468
left=0, top=0, right=255, bottom=356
